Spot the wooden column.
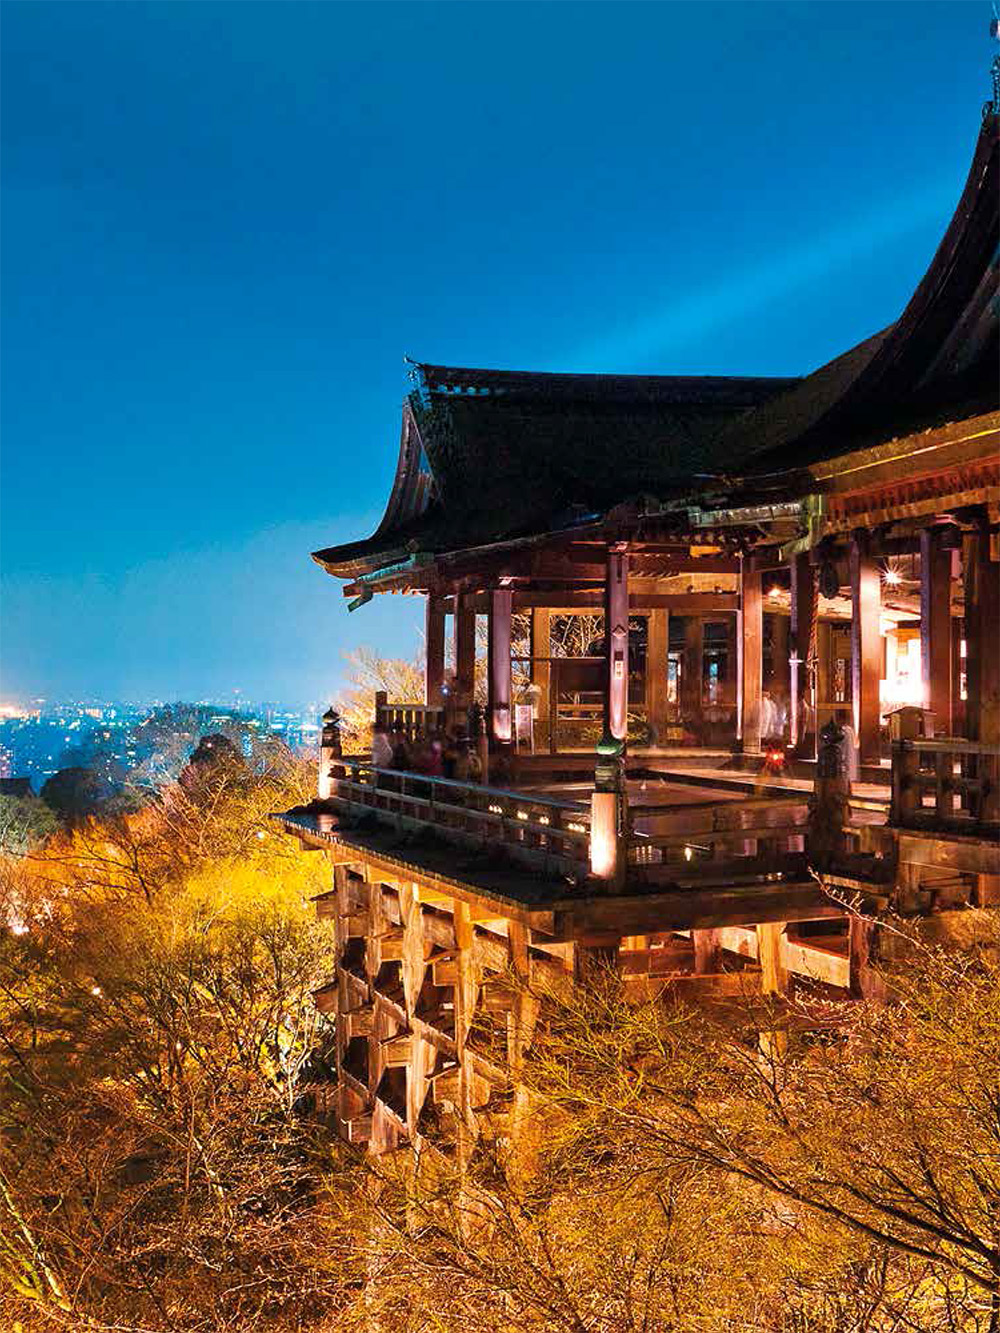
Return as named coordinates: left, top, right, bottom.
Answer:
left=647, top=608, right=669, bottom=742
left=603, top=546, right=629, bottom=744
left=756, top=921, right=788, bottom=996
left=530, top=607, right=551, bottom=725
left=770, top=611, right=790, bottom=705
left=965, top=526, right=1000, bottom=744
left=738, top=562, right=763, bottom=753
left=789, top=555, right=815, bottom=752
left=454, top=593, right=477, bottom=710
left=848, top=916, right=883, bottom=1002
left=425, top=594, right=446, bottom=707
left=487, top=588, right=513, bottom=746
left=850, top=535, right=882, bottom=765
left=692, top=928, right=723, bottom=974
left=920, top=527, right=952, bottom=734
left=680, top=617, right=703, bottom=726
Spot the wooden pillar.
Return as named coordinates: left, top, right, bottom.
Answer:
left=789, top=553, right=815, bottom=753
left=680, top=617, right=703, bottom=726
left=454, top=594, right=477, bottom=710
left=850, top=535, right=882, bottom=765
left=647, top=608, right=669, bottom=743
left=603, top=545, right=629, bottom=744
left=920, top=527, right=952, bottom=734
left=756, top=921, right=788, bottom=996
left=965, top=527, right=1000, bottom=745
left=738, top=561, right=763, bottom=753
left=425, top=594, right=446, bottom=707
left=692, top=928, right=723, bottom=974
left=531, top=607, right=551, bottom=725
left=770, top=612, right=790, bottom=707
left=848, top=915, right=883, bottom=1002
left=487, top=588, right=513, bottom=746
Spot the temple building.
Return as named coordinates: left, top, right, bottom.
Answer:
left=280, top=107, right=999, bottom=1156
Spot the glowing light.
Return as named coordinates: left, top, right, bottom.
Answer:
left=768, top=585, right=782, bottom=599
left=538, top=815, right=550, bottom=826
left=567, top=821, right=586, bottom=834
left=90, top=985, right=102, bottom=997
left=684, top=845, right=694, bottom=862
left=10, top=921, right=29, bottom=937
left=488, top=804, right=503, bottom=815
left=590, top=792, right=619, bottom=880
left=884, top=568, right=901, bottom=587
left=516, top=811, right=528, bottom=821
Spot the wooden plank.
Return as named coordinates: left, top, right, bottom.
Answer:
left=780, top=938, right=850, bottom=989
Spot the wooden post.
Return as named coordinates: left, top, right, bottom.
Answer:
left=604, top=545, right=629, bottom=744
left=488, top=588, right=513, bottom=747
left=790, top=553, right=815, bottom=754
left=848, top=915, right=883, bottom=1002
left=454, top=594, right=477, bottom=711
left=531, top=607, right=551, bottom=741
left=692, top=928, right=723, bottom=974
left=425, top=594, right=446, bottom=708
left=970, top=526, right=1000, bottom=832
left=850, top=534, right=882, bottom=765
left=770, top=611, right=790, bottom=710
left=680, top=616, right=703, bottom=730
left=647, top=608, right=669, bottom=744
left=738, top=561, right=763, bottom=753
left=920, top=527, right=952, bottom=734
left=756, top=921, right=788, bottom=996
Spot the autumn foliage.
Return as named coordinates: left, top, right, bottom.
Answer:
left=2, top=738, right=998, bottom=1331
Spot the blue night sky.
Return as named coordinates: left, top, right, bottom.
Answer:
left=0, top=1, right=990, bottom=706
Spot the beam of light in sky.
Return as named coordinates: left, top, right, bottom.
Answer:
left=566, top=177, right=957, bottom=373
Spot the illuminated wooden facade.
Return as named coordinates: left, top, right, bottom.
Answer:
left=282, top=112, right=999, bottom=1156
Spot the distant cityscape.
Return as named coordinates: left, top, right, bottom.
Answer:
left=0, top=697, right=324, bottom=792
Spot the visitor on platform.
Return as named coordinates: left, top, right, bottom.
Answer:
left=390, top=729, right=411, bottom=771
left=371, top=724, right=393, bottom=769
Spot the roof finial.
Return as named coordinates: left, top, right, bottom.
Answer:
left=987, top=4, right=1000, bottom=119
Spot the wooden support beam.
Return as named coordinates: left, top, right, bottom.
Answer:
left=647, top=608, right=669, bottom=741
left=738, top=562, right=763, bottom=754
left=850, top=535, right=882, bottom=765
left=455, top=593, right=477, bottom=709
left=848, top=916, right=883, bottom=1001
left=425, top=594, right=446, bottom=707
left=756, top=920, right=788, bottom=996
left=488, top=588, right=513, bottom=747
left=692, top=928, right=723, bottom=973
left=604, top=545, right=629, bottom=743
left=920, top=527, right=952, bottom=733
left=769, top=610, right=790, bottom=704
left=531, top=608, right=551, bottom=731
left=680, top=616, right=703, bottom=725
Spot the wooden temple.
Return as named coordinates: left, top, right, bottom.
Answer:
left=280, top=111, right=999, bottom=1156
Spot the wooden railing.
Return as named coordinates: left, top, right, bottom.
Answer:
left=374, top=694, right=446, bottom=740
left=891, top=737, right=1000, bottom=833
left=329, top=759, right=591, bottom=877
left=627, top=794, right=810, bottom=871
